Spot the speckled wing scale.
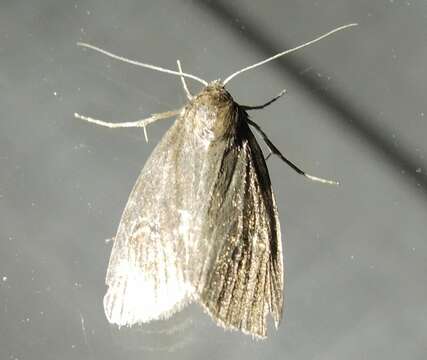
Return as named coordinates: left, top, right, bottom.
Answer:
left=103, top=84, right=284, bottom=338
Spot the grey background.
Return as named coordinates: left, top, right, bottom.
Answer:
left=1, top=0, right=426, bottom=359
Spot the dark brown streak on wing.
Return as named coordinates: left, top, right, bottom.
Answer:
left=199, top=107, right=283, bottom=338
left=244, top=109, right=284, bottom=319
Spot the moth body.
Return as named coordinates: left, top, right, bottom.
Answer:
left=103, top=82, right=284, bottom=339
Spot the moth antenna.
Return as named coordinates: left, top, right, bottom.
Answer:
left=77, top=42, right=208, bottom=86
left=176, top=59, right=192, bottom=99
left=223, top=23, right=358, bottom=85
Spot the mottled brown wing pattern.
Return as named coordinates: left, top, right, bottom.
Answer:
left=199, top=115, right=284, bottom=338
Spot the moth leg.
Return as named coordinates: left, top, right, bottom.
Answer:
left=74, top=109, right=181, bottom=142
left=247, top=119, right=339, bottom=185
left=177, top=59, right=192, bottom=100
left=241, top=89, right=286, bottom=110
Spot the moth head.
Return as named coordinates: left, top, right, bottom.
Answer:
left=184, top=81, right=237, bottom=142
left=192, top=81, right=234, bottom=109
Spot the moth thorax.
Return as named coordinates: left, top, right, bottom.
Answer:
left=188, top=86, right=237, bottom=143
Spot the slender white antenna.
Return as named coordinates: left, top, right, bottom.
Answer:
left=77, top=42, right=208, bottom=86
left=223, top=23, right=358, bottom=85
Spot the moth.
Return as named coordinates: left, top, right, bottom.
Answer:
left=75, top=24, right=356, bottom=338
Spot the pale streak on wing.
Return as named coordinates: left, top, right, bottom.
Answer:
left=103, top=108, right=229, bottom=326
left=199, top=116, right=284, bottom=338
left=104, top=113, right=193, bottom=326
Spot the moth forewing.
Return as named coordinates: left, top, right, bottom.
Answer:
left=103, top=115, right=194, bottom=326
left=198, top=106, right=284, bottom=338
